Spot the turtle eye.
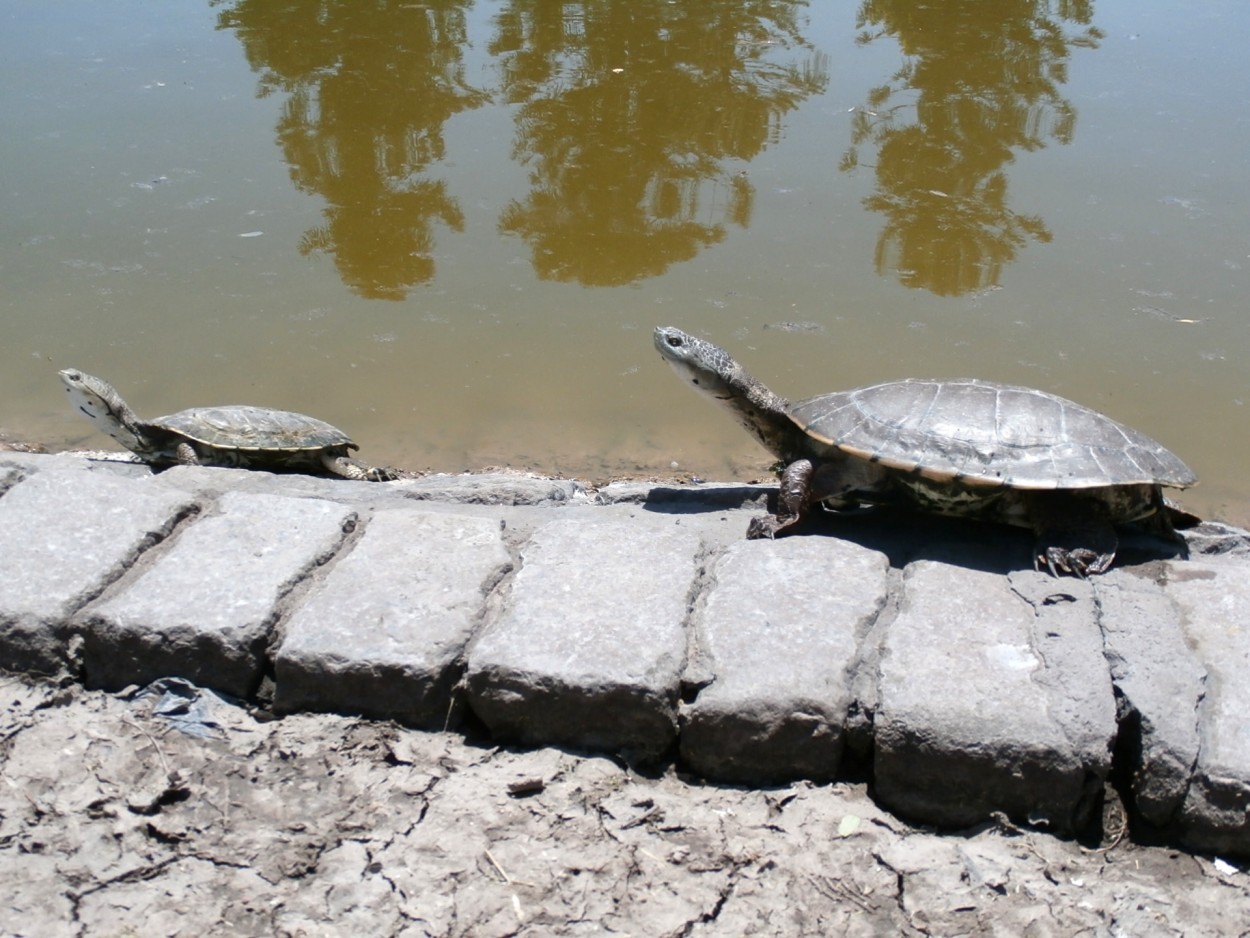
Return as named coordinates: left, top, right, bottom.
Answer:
left=666, top=335, right=683, bottom=348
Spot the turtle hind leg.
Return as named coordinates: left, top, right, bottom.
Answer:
left=1027, top=491, right=1119, bottom=577
left=1035, top=533, right=1117, bottom=578
left=1143, top=488, right=1193, bottom=543
left=1123, top=488, right=1192, bottom=561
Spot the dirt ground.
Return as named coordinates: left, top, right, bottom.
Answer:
left=2, top=674, right=1248, bottom=938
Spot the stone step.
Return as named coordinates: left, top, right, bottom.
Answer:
left=465, top=517, right=701, bottom=761
left=0, top=466, right=197, bottom=673
left=77, top=490, right=356, bottom=696
left=274, top=507, right=511, bottom=726
left=679, top=536, right=889, bottom=784
left=875, top=564, right=1115, bottom=836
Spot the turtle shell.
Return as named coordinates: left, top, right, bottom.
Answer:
left=789, top=378, right=1195, bottom=491
left=153, top=406, right=355, bottom=453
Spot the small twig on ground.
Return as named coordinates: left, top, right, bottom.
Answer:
left=483, top=850, right=532, bottom=925
left=484, top=849, right=536, bottom=889
left=1081, top=822, right=1127, bottom=855
left=443, top=692, right=459, bottom=733
left=808, top=874, right=875, bottom=913
left=120, top=718, right=171, bottom=776
left=484, top=849, right=512, bottom=884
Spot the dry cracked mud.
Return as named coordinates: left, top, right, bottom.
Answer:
left=2, top=673, right=1249, bottom=938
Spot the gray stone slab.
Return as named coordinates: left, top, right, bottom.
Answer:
left=75, top=491, right=355, bottom=697
left=1094, top=570, right=1205, bottom=829
left=1161, top=561, right=1250, bottom=856
left=679, top=537, right=889, bottom=784
left=399, top=473, right=586, bottom=506
left=273, top=508, right=511, bottom=726
left=0, top=450, right=152, bottom=480
left=1182, top=521, right=1250, bottom=562
left=149, top=463, right=418, bottom=510
left=875, top=562, right=1116, bottom=834
left=465, top=517, right=700, bottom=761
left=0, top=470, right=196, bottom=674
left=595, top=481, right=771, bottom=511
left=0, top=465, right=23, bottom=495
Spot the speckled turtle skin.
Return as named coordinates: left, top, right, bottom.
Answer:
left=654, top=327, right=1197, bottom=576
left=59, top=369, right=400, bottom=482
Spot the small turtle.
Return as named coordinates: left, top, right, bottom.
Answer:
left=59, top=369, right=400, bottom=482
left=654, top=327, right=1197, bottom=576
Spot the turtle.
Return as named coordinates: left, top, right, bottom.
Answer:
left=59, top=368, right=401, bottom=482
left=653, top=326, right=1197, bottom=576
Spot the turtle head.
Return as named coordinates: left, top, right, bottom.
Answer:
left=59, top=369, right=148, bottom=453
left=653, top=327, right=797, bottom=460
left=653, top=327, right=746, bottom=402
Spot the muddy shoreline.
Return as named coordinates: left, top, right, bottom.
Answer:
left=4, top=673, right=1249, bottom=936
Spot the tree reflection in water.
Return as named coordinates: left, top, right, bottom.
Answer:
left=214, top=0, right=489, bottom=299
left=841, top=0, right=1103, bottom=296
left=213, top=0, right=828, bottom=296
left=491, top=1, right=828, bottom=285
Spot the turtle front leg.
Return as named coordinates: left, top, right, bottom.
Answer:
left=174, top=441, right=202, bottom=466
left=747, top=459, right=815, bottom=539
left=321, top=452, right=402, bottom=482
left=362, top=465, right=403, bottom=482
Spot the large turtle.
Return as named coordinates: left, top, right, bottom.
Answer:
left=654, top=327, right=1196, bottom=576
left=59, top=369, right=401, bottom=482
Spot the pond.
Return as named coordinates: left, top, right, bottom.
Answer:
left=3, top=0, right=1247, bottom=525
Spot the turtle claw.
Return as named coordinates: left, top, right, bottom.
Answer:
left=1036, top=546, right=1113, bottom=578
left=332, top=456, right=405, bottom=482
left=1032, top=511, right=1119, bottom=577
left=746, top=516, right=780, bottom=540
left=364, top=465, right=404, bottom=483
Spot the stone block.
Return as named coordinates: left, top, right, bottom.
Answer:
left=1162, top=561, right=1250, bottom=856
left=1094, top=570, right=1205, bottom=828
left=0, top=469, right=195, bottom=673
left=75, top=492, right=354, bottom=696
left=465, top=518, right=700, bottom=761
left=875, top=563, right=1116, bottom=833
left=680, top=536, right=889, bottom=783
left=595, top=481, right=771, bottom=511
left=274, top=509, right=510, bottom=726
left=399, top=473, right=585, bottom=506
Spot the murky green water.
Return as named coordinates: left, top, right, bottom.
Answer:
left=3, top=1, right=1247, bottom=523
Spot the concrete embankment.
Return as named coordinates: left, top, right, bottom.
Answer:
left=2, top=451, right=1249, bottom=856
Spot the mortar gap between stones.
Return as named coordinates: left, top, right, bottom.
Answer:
left=840, top=564, right=903, bottom=780
left=60, top=500, right=206, bottom=680
left=677, top=540, right=723, bottom=708
left=254, top=509, right=367, bottom=708
left=1089, top=576, right=1203, bottom=847
left=448, top=518, right=525, bottom=739
left=0, top=464, right=31, bottom=498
